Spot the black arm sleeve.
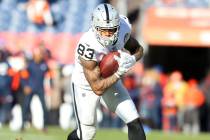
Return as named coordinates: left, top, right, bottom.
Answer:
left=124, top=36, right=142, bottom=55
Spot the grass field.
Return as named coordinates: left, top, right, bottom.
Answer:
left=0, top=126, right=210, bottom=140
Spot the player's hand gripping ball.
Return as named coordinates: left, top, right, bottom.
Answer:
left=99, top=51, right=120, bottom=78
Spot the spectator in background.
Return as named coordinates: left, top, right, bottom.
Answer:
left=26, top=0, right=54, bottom=26
left=0, top=49, right=13, bottom=127
left=183, top=79, right=205, bottom=135
left=7, top=51, right=28, bottom=108
left=162, top=71, right=188, bottom=132
left=139, top=69, right=162, bottom=129
left=21, top=46, right=50, bottom=131
left=7, top=51, right=29, bottom=131
left=200, top=71, right=210, bottom=132
left=162, top=86, right=177, bottom=132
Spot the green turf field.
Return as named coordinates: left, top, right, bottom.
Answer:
left=0, top=126, right=210, bottom=140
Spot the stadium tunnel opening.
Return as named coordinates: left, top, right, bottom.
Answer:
left=144, top=45, right=210, bottom=81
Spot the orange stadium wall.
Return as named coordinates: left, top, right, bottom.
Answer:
left=0, top=32, right=82, bottom=64
left=142, top=7, right=210, bottom=47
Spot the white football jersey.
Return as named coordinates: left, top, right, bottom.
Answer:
left=72, top=15, right=132, bottom=90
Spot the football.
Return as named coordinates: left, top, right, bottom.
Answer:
left=99, top=51, right=120, bottom=78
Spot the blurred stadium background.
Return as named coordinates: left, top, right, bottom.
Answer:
left=0, top=0, right=210, bottom=140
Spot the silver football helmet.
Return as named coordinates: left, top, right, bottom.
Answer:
left=92, top=3, right=120, bottom=47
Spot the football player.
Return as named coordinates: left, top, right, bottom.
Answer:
left=67, top=3, right=145, bottom=140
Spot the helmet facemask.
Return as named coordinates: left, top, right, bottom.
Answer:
left=92, top=4, right=120, bottom=47
left=94, top=26, right=119, bottom=46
